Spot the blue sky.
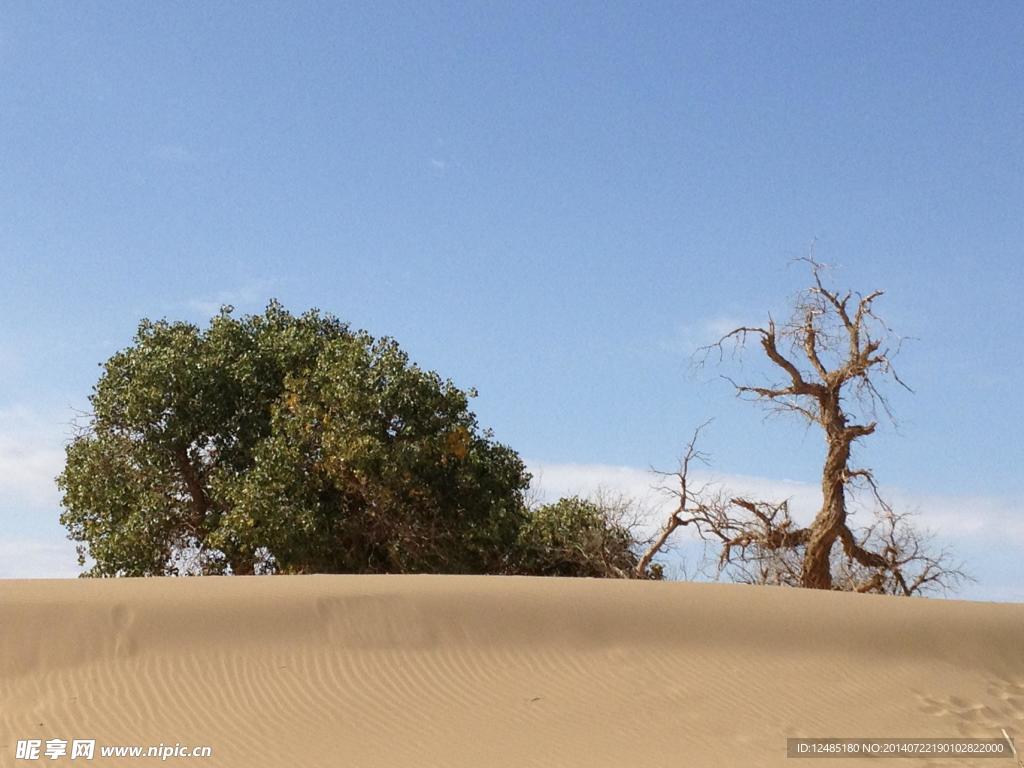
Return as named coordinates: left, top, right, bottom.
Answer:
left=1, top=1, right=1021, bottom=598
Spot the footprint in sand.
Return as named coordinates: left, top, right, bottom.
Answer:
left=110, top=604, right=138, bottom=659
left=917, top=680, right=1024, bottom=738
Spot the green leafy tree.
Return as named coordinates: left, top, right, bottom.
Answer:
left=58, top=302, right=530, bottom=576
left=512, top=496, right=662, bottom=579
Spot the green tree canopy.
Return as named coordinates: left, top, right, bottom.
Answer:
left=511, top=496, right=662, bottom=579
left=59, top=302, right=531, bottom=576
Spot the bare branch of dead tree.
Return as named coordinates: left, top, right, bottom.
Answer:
left=634, top=420, right=714, bottom=578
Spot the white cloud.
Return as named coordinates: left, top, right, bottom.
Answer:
left=0, top=538, right=80, bottom=578
left=0, top=407, right=66, bottom=509
left=428, top=158, right=447, bottom=171
left=885, top=490, right=1024, bottom=541
left=0, top=406, right=86, bottom=578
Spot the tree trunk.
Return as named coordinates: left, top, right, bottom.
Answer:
left=800, top=409, right=852, bottom=589
left=175, top=445, right=210, bottom=528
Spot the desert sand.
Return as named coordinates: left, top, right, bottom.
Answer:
left=1, top=575, right=1022, bottom=767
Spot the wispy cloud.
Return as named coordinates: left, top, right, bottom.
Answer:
left=0, top=407, right=66, bottom=510
left=664, top=315, right=750, bottom=358
left=0, top=406, right=80, bottom=578
left=0, top=538, right=80, bottom=578
left=185, top=279, right=279, bottom=319
left=428, top=158, right=448, bottom=172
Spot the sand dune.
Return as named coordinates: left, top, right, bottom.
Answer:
left=1, top=575, right=1022, bottom=767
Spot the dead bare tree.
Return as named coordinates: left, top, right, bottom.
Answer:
left=640, top=422, right=966, bottom=595
left=656, top=257, right=968, bottom=594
